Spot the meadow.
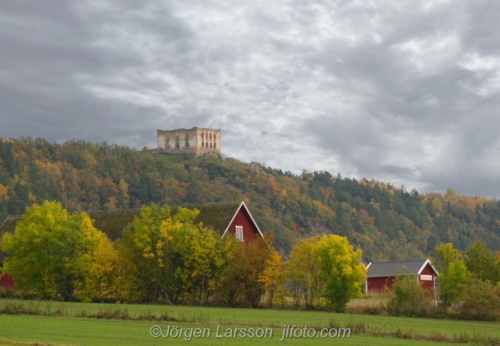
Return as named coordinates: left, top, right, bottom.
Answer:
left=1, top=299, right=500, bottom=346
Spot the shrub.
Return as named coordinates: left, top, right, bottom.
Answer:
left=95, top=308, right=131, bottom=320
left=459, top=280, right=500, bottom=320
left=0, top=301, right=42, bottom=315
left=0, top=287, right=16, bottom=299
left=386, top=275, right=433, bottom=317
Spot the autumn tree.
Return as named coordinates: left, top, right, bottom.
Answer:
left=259, top=248, right=287, bottom=308
left=4, top=136, right=500, bottom=264
left=116, top=203, right=234, bottom=304
left=216, top=235, right=273, bottom=308
left=169, top=210, right=237, bottom=305
left=116, top=203, right=178, bottom=303
left=117, top=178, right=130, bottom=208
left=287, top=236, right=323, bottom=309
left=314, top=235, right=366, bottom=312
left=433, top=243, right=462, bottom=275
left=75, top=234, right=123, bottom=302
left=1, top=201, right=105, bottom=300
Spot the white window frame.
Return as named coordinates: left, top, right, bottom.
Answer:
left=236, top=226, right=243, bottom=241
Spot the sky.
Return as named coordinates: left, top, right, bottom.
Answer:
left=1, top=1, right=500, bottom=197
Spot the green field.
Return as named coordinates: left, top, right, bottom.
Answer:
left=1, top=299, right=499, bottom=346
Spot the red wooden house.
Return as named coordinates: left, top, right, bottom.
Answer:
left=176, top=201, right=265, bottom=242
left=0, top=201, right=264, bottom=288
left=365, top=259, right=438, bottom=295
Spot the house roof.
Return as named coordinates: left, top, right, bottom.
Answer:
left=171, top=201, right=244, bottom=237
left=0, top=201, right=261, bottom=241
left=366, top=259, right=438, bottom=278
left=0, top=209, right=142, bottom=242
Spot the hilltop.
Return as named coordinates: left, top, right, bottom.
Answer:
left=0, top=136, right=499, bottom=260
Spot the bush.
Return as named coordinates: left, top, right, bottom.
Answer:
left=386, top=275, right=433, bottom=317
left=459, top=280, right=500, bottom=320
left=0, top=301, right=42, bottom=315
left=0, top=287, right=16, bottom=299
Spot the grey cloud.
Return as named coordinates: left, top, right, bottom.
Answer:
left=2, top=1, right=500, bottom=197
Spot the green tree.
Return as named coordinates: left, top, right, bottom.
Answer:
left=433, top=243, right=462, bottom=275
left=314, top=235, right=367, bottom=312
left=438, top=259, right=470, bottom=309
left=465, top=241, right=500, bottom=284
left=1, top=201, right=104, bottom=300
left=116, top=203, right=177, bottom=303
left=170, top=211, right=236, bottom=305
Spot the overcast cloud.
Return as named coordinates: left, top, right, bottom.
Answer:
left=1, top=0, right=500, bottom=197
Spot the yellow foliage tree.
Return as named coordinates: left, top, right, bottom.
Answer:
left=116, top=203, right=236, bottom=304
left=315, top=235, right=367, bottom=312
left=259, top=249, right=287, bottom=307
left=1, top=201, right=106, bottom=300
left=287, top=236, right=323, bottom=309
left=74, top=234, right=124, bottom=302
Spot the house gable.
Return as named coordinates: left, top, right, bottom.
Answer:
left=222, top=202, right=263, bottom=242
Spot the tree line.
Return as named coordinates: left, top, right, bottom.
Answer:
left=1, top=136, right=500, bottom=261
left=1, top=201, right=366, bottom=312
left=434, top=242, right=500, bottom=317
left=385, top=241, right=500, bottom=320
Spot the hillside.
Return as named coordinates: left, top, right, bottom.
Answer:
left=0, top=136, right=499, bottom=261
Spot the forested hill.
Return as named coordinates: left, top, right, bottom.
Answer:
left=0, top=136, right=499, bottom=261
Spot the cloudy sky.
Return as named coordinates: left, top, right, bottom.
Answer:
left=1, top=1, right=500, bottom=197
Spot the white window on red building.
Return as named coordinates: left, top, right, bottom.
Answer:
left=236, top=226, right=243, bottom=241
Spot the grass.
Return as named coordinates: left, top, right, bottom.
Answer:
left=0, top=315, right=478, bottom=346
left=1, top=299, right=500, bottom=345
left=0, top=338, right=78, bottom=346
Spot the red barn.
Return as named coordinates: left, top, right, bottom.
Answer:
left=0, top=270, right=16, bottom=289
left=0, top=201, right=264, bottom=288
left=366, top=259, right=438, bottom=295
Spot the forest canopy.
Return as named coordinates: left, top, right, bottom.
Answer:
left=1, top=136, right=500, bottom=260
